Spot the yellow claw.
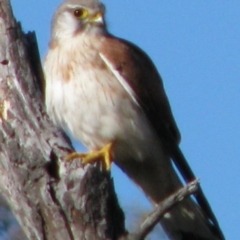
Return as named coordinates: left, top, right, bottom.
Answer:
left=65, top=142, right=113, bottom=171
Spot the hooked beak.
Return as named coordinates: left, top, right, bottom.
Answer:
left=88, top=12, right=104, bottom=25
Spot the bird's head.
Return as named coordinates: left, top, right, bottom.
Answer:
left=51, top=0, right=107, bottom=42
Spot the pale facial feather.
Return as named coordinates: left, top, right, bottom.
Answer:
left=51, top=2, right=106, bottom=44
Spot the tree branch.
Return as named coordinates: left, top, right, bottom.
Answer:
left=0, top=1, right=125, bottom=239
left=127, top=180, right=199, bottom=240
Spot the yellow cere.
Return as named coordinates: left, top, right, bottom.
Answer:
left=91, top=12, right=102, bottom=21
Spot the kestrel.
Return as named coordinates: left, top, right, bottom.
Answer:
left=44, top=0, right=224, bottom=239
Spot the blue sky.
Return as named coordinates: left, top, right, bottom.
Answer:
left=10, top=1, right=240, bottom=239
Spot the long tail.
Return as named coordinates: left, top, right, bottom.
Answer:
left=170, top=145, right=224, bottom=239
left=116, top=149, right=224, bottom=240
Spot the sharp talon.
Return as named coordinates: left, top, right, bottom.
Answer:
left=64, top=142, right=114, bottom=171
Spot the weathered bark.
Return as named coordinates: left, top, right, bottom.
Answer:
left=0, top=1, right=223, bottom=240
left=0, top=1, right=125, bottom=240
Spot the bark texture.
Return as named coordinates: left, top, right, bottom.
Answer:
left=0, top=1, right=125, bottom=239
left=0, top=1, right=225, bottom=240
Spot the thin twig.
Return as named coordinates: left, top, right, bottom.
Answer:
left=127, top=179, right=199, bottom=240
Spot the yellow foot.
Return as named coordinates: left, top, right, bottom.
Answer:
left=65, top=143, right=113, bottom=171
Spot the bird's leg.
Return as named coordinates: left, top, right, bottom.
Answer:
left=65, top=142, right=114, bottom=171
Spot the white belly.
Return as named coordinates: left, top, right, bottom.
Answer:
left=44, top=42, right=160, bottom=162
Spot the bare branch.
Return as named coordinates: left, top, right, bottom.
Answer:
left=0, top=1, right=125, bottom=239
left=126, top=180, right=199, bottom=240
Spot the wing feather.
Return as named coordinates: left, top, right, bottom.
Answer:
left=99, top=35, right=181, bottom=148
left=98, top=35, right=224, bottom=239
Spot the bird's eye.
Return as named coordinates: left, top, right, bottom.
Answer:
left=74, top=8, right=89, bottom=19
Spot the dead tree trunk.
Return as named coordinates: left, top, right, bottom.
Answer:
left=0, top=1, right=125, bottom=239
left=0, top=1, right=208, bottom=240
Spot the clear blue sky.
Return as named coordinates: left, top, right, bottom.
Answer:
left=11, top=1, right=240, bottom=239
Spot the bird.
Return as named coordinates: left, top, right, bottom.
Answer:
left=44, top=0, right=224, bottom=239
